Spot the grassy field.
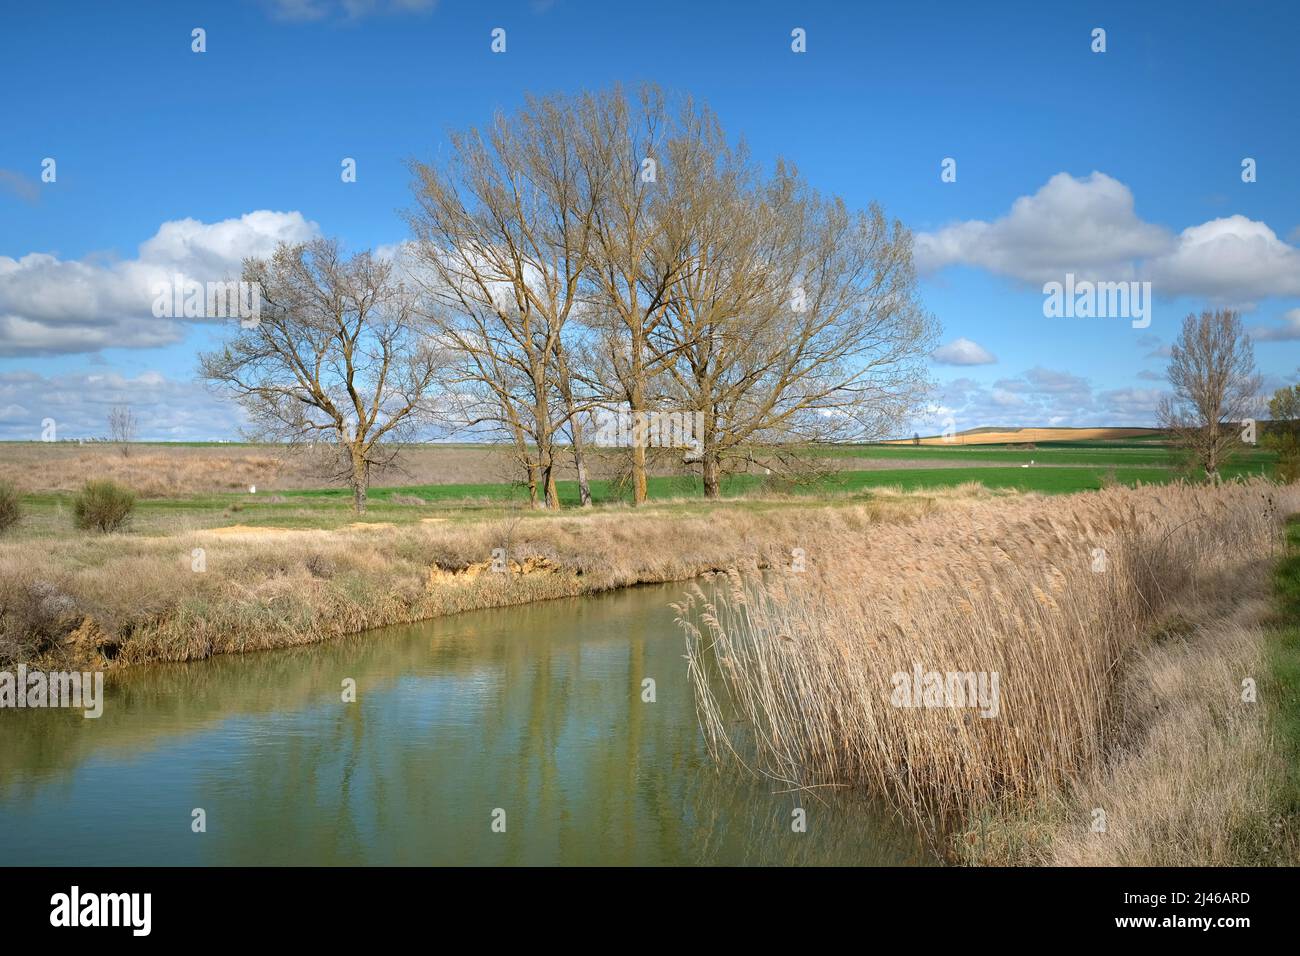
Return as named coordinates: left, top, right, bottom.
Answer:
left=0, top=436, right=1279, bottom=527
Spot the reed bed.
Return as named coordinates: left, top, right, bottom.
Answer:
left=679, top=479, right=1298, bottom=848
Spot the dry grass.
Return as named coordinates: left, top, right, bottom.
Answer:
left=679, top=478, right=1298, bottom=863
left=0, top=442, right=745, bottom=498
left=0, top=490, right=968, bottom=668
left=1036, top=602, right=1283, bottom=865
left=0, top=444, right=522, bottom=497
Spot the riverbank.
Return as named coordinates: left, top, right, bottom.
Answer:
left=680, top=478, right=1300, bottom=866
left=0, top=486, right=985, bottom=669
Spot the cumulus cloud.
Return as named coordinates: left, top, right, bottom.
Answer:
left=0, top=369, right=244, bottom=441
left=931, top=336, right=996, bottom=366
left=1147, top=216, right=1300, bottom=300
left=915, top=172, right=1172, bottom=285
left=0, top=211, right=319, bottom=357
left=916, top=171, right=1300, bottom=305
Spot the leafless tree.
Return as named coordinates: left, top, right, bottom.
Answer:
left=407, top=91, right=608, bottom=509
left=653, top=156, right=937, bottom=497
left=107, top=405, right=137, bottom=458
left=199, top=239, right=443, bottom=513
left=406, top=83, right=938, bottom=505
left=577, top=85, right=710, bottom=505
left=1157, top=309, right=1260, bottom=481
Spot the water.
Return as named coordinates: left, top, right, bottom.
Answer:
left=0, top=583, right=929, bottom=865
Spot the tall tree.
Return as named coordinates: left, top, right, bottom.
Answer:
left=654, top=158, right=937, bottom=496
left=579, top=85, right=714, bottom=505
left=1157, top=309, right=1260, bottom=481
left=407, top=92, right=606, bottom=508
left=200, top=239, right=442, bottom=513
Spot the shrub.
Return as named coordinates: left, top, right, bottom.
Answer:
left=0, top=577, right=82, bottom=665
left=0, top=480, right=20, bottom=534
left=73, top=480, right=136, bottom=532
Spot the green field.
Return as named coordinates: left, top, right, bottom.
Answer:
left=8, top=437, right=1280, bottom=538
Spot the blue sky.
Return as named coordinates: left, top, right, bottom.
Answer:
left=3, top=0, right=1300, bottom=439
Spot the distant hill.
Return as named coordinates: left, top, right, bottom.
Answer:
left=885, top=426, right=1167, bottom=446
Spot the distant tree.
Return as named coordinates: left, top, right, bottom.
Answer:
left=1157, top=309, right=1260, bottom=481
left=200, top=239, right=444, bottom=513
left=107, top=405, right=137, bottom=458
left=1267, top=383, right=1300, bottom=483
left=913, top=432, right=921, bottom=446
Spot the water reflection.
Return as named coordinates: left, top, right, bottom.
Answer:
left=0, top=585, right=931, bottom=866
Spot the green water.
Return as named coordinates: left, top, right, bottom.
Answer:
left=0, top=584, right=928, bottom=865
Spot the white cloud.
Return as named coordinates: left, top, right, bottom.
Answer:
left=915, top=366, right=1167, bottom=432
left=931, top=336, right=996, bottom=366
left=0, top=211, right=319, bottom=356
left=0, top=369, right=244, bottom=441
left=917, top=172, right=1300, bottom=305
left=1251, top=307, right=1300, bottom=342
left=915, top=172, right=1172, bottom=285
left=1147, top=216, right=1300, bottom=301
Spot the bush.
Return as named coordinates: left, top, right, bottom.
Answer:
left=0, top=480, right=20, bottom=534
left=73, top=480, right=136, bottom=532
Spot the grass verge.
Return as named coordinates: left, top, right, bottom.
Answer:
left=0, top=487, right=984, bottom=669
left=1263, top=516, right=1300, bottom=855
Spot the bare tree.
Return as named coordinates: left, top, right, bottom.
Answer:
left=653, top=157, right=937, bottom=497
left=107, top=405, right=137, bottom=458
left=407, top=91, right=607, bottom=509
left=407, top=83, right=937, bottom=505
left=580, top=85, right=713, bottom=505
left=200, top=239, right=443, bottom=513
left=1157, top=309, right=1260, bottom=481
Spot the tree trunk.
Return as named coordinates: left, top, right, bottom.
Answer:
left=554, top=346, right=591, bottom=508
left=544, top=468, right=559, bottom=509
left=571, top=414, right=592, bottom=508
left=526, top=462, right=541, bottom=509
left=351, top=449, right=369, bottom=514
left=629, top=394, right=648, bottom=506
left=534, top=383, right=560, bottom=510
left=702, top=453, right=721, bottom=499
left=629, top=362, right=648, bottom=506
left=538, top=428, right=560, bottom=510
left=631, top=442, right=648, bottom=505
